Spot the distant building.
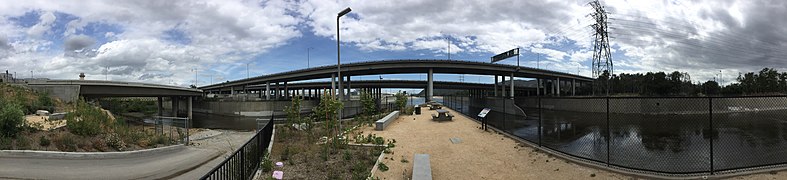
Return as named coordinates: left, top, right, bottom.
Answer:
left=0, top=70, right=13, bottom=83
left=79, top=73, right=85, bottom=80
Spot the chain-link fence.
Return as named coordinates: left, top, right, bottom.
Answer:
left=152, top=116, right=190, bottom=145
left=443, top=95, right=787, bottom=175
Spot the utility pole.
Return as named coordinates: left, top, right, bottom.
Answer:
left=589, top=0, right=613, bottom=96
left=447, top=35, right=451, bottom=60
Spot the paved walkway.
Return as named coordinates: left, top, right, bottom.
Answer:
left=0, top=147, right=219, bottom=180
left=0, top=129, right=255, bottom=180
left=362, top=107, right=629, bottom=180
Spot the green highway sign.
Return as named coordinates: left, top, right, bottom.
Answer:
left=491, top=48, right=519, bottom=63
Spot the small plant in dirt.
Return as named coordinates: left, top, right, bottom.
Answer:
left=15, top=135, right=31, bottom=149
left=377, top=162, right=389, bottom=172
left=39, top=135, right=51, bottom=147
left=281, top=146, right=291, bottom=161
left=394, top=92, right=408, bottom=112
left=343, top=150, right=352, bottom=160
left=285, top=96, right=303, bottom=131
left=352, top=161, right=371, bottom=180
left=55, top=133, right=78, bottom=152
left=360, top=90, right=377, bottom=117
left=261, top=151, right=273, bottom=173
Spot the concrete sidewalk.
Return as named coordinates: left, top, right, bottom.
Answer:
left=0, top=147, right=220, bottom=180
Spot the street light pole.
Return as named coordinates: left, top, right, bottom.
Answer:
left=337, top=7, right=352, bottom=133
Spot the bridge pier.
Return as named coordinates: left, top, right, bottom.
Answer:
left=494, top=75, right=498, bottom=97
left=157, top=97, right=163, bottom=116
left=502, top=75, right=506, bottom=98
left=346, top=76, right=351, bottom=100
left=572, top=79, right=576, bottom=96
left=331, top=73, right=336, bottom=97
left=427, top=68, right=433, bottom=102
left=557, top=77, right=561, bottom=97
left=510, top=73, right=514, bottom=98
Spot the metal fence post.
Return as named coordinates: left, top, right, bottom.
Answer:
left=606, top=97, right=610, bottom=166
left=538, top=97, right=542, bottom=146
left=709, top=97, right=714, bottom=174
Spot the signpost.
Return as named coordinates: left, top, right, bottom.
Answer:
left=478, top=108, right=491, bottom=131
left=491, top=48, right=520, bottom=66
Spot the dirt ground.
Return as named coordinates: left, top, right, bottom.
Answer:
left=361, top=107, right=630, bottom=180
left=25, top=115, right=66, bottom=131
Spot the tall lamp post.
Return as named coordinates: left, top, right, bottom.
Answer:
left=337, top=7, right=351, bottom=132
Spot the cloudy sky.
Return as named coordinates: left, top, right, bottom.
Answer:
left=0, top=0, right=785, bottom=87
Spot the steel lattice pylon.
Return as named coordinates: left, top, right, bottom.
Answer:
left=589, top=0, right=613, bottom=96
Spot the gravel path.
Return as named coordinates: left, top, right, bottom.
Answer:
left=361, top=107, right=629, bottom=180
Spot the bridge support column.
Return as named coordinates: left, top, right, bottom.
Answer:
left=230, top=86, right=234, bottom=96
left=557, top=77, right=561, bottom=97
left=502, top=75, right=507, bottom=98
left=331, top=74, right=336, bottom=97
left=494, top=75, right=498, bottom=97
left=572, top=79, right=576, bottom=96
left=284, top=82, right=289, bottom=99
left=275, top=82, right=280, bottom=100
left=346, top=76, right=351, bottom=100
left=157, top=97, right=163, bottom=116
left=510, top=73, right=515, bottom=98
left=427, top=68, right=433, bottom=102
left=171, top=96, right=178, bottom=117
left=266, top=82, right=270, bottom=100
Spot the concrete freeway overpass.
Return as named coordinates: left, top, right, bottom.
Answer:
left=200, top=59, right=594, bottom=101
left=29, top=80, right=203, bottom=119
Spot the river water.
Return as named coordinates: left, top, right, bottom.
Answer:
left=445, top=97, right=787, bottom=173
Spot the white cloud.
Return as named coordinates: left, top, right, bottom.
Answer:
left=26, top=11, right=56, bottom=38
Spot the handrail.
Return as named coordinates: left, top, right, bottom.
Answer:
left=200, top=115, right=274, bottom=180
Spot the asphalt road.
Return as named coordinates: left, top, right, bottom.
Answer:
left=0, top=147, right=220, bottom=180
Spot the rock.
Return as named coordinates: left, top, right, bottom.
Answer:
left=36, top=110, right=50, bottom=116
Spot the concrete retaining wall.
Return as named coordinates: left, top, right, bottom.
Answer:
left=28, top=85, right=80, bottom=103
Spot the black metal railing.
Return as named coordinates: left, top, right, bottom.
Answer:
left=443, top=95, right=787, bottom=176
left=201, top=116, right=274, bottom=180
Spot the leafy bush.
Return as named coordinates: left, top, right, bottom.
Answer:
left=0, top=102, right=25, bottom=138
left=105, top=133, right=127, bottom=151
left=360, top=90, right=376, bottom=116
left=0, top=137, right=11, bottom=150
left=66, top=99, right=111, bottom=136
left=394, top=92, right=408, bottom=112
left=39, top=135, right=51, bottom=147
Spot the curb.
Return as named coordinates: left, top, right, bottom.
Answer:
left=190, top=130, right=224, bottom=141
left=0, top=145, right=185, bottom=160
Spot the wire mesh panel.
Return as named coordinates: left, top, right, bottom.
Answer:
left=609, top=98, right=710, bottom=173
left=712, top=96, right=787, bottom=171
left=540, top=98, right=608, bottom=163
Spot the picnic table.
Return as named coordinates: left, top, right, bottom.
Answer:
left=432, top=109, right=453, bottom=121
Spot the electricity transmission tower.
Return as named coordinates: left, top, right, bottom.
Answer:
left=589, top=0, right=613, bottom=96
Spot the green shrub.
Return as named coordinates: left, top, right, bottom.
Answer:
left=39, top=135, right=51, bottom=147
left=105, top=133, right=127, bottom=151
left=377, top=162, right=389, bottom=172
left=15, top=135, right=30, bottom=149
left=66, top=99, right=110, bottom=136
left=0, top=137, right=11, bottom=150
left=0, top=102, right=25, bottom=138
left=281, top=146, right=291, bottom=160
